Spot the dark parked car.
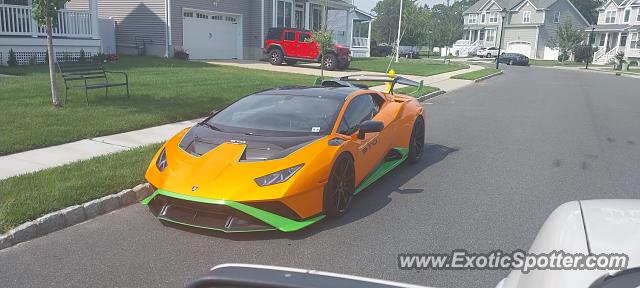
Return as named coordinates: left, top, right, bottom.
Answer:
left=497, top=53, right=529, bottom=66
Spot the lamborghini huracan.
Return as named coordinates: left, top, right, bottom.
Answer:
left=142, top=75, right=426, bottom=232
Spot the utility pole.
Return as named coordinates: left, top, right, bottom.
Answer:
left=395, top=0, right=403, bottom=63
left=585, top=25, right=595, bottom=70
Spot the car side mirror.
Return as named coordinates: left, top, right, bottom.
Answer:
left=357, top=120, right=384, bottom=140
left=208, top=109, right=219, bottom=117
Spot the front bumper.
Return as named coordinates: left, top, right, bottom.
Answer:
left=142, top=189, right=325, bottom=233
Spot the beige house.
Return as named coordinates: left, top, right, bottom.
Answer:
left=452, top=0, right=589, bottom=59
left=589, top=0, right=640, bottom=64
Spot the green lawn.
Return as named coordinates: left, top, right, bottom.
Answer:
left=394, top=85, right=439, bottom=97
left=349, top=57, right=468, bottom=76
left=451, top=68, right=501, bottom=80
left=0, top=144, right=160, bottom=234
left=0, top=56, right=315, bottom=156
left=528, top=59, right=585, bottom=67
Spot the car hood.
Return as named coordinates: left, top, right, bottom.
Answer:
left=179, top=124, right=321, bottom=161
left=498, top=200, right=640, bottom=288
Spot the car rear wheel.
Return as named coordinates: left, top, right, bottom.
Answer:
left=269, top=49, right=284, bottom=65
left=407, top=117, right=425, bottom=164
left=322, top=54, right=337, bottom=71
left=324, top=154, right=355, bottom=218
left=486, top=53, right=492, bottom=58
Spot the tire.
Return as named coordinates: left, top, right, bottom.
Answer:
left=269, top=48, right=283, bottom=65
left=322, top=54, right=337, bottom=71
left=486, top=53, right=491, bottom=58
left=407, top=116, right=425, bottom=164
left=285, top=59, right=298, bottom=65
left=323, top=153, right=355, bottom=218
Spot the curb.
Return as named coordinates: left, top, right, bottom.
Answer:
left=0, top=183, right=154, bottom=251
left=416, top=89, right=446, bottom=102
left=474, top=70, right=504, bottom=83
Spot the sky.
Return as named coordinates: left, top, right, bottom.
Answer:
left=353, top=0, right=451, bottom=14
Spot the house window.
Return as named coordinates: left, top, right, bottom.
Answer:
left=489, top=12, right=498, bottom=23
left=523, top=11, right=531, bottom=23
left=276, top=0, right=293, bottom=27
left=638, top=8, right=640, bottom=21
left=481, top=13, right=486, bottom=23
left=631, top=33, right=638, bottom=49
left=605, top=11, right=616, bottom=23
left=468, top=14, right=477, bottom=24
left=554, top=11, right=560, bottom=23
left=183, top=11, right=193, bottom=18
left=486, top=29, right=496, bottom=42
left=599, top=34, right=605, bottom=46
left=294, top=3, right=305, bottom=29
left=479, top=30, right=485, bottom=40
left=311, top=4, right=323, bottom=31
left=623, top=9, right=630, bottom=22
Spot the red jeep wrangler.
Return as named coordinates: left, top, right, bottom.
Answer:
left=264, top=28, right=351, bottom=71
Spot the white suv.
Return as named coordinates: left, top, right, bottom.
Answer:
left=476, top=47, right=499, bottom=58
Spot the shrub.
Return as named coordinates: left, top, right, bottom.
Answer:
left=44, top=50, right=49, bottom=64
left=79, top=49, right=86, bottom=63
left=629, top=60, right=639, bottom=66
left=174, top=48, right=189, bottom=60
left=573, top=44, right=594, bottom=63
left=8, top=49, right=17, bottom=67
left=558, top=51, right=569, bottom=62
left=62, top=52, right=71, bottom=62
left=28, top=55, right=37, bottom=65
left=92, top=52, right=107, bottom=63
left=371, top=45, right=392, bottom=57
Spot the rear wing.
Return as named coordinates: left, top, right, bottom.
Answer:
left=338, top=74, right=423, bottom=94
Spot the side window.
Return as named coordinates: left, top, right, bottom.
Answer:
left=298, top=32, right=312, bottom=43
left=284, top=31, right=295, bottom=41
left=337, top=95, right=378, bottom=135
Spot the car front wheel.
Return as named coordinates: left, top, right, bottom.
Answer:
left=269, top=49, right=283, bottom=65
left=322, top=54, right=337, bottom=71
left=407, top=117, right=425, bottom=164
left=324, top=153, right=355, bottom=218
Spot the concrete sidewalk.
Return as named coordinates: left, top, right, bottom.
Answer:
left=207, top=60, right=485, bottom=92
left=0, top=119, right=202, bottom=180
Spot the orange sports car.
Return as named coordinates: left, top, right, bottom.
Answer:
left=142, top=75, right=426, bottom=232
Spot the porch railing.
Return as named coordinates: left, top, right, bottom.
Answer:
left=352, top=37, right=369, bottom=48
left=0, top=4, right=92, bottom=38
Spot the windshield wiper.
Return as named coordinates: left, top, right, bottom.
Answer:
left=198, top=121, right=221, bottom=131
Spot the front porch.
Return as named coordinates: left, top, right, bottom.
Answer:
left=590, top=28, right=640, bottom=65
left=0, top=0, right=100, bottom=65
left=272, top=0, right=373, bottom=57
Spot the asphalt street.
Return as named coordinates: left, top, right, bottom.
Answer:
left=1, top=66, right=640, bottom=288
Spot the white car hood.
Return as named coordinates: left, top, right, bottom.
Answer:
left=499, top=199, right=640, bottom=288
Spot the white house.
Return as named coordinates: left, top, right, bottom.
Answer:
left=0, top=0, right=101, bottom=65
left=588, top=0, right=640, bottom=64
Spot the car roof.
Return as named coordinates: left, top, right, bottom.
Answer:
left=255, top=86, right=361, bottom=100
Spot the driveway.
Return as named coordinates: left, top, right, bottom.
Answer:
left=1, top=66, right=639, bottom=288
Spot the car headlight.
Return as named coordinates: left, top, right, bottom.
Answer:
left=156, top=148, right=168, bottom=172
left=254, top=164, right=304, bottom=187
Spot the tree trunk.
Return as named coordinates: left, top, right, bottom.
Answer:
left=46, top=16, right=60, bottom=107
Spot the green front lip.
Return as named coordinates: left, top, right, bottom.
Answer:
left=141, top=189, right=325, bottom=232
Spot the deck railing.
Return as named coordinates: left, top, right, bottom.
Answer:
left=352, top=37, right=369, bottom=48
left=0, top=4, right=92, bottom=38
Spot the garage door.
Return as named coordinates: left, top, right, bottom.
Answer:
left=507, top=41, right=532, bottom=58
left=183, top=10, right=241, bottom=60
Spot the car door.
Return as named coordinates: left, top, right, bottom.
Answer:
left=337, top=94, right=387, bottom=183
left=297, top=31, right=316, bottom=59
left=281, top=30, right=297, bottom=57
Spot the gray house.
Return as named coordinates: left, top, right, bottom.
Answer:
left=67, top=0, right=373, bottom=60
left=451, top=0, right=589, bottom=59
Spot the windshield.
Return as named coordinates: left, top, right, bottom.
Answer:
left=208, top=93, right=343, bottom=136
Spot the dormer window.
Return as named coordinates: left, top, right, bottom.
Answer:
left=489, top=12, right=498, bottom=23
left=623, top=9, right=630, bottom=22
left=523, top=11, right=531, bottom=23
left=605, top=10, right=616, bottom=23
left=554, top=11, right=560, bottom=23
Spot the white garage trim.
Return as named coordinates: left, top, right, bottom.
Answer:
left=182, top=8, right=243, bottom=60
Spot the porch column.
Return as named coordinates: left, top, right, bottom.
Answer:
left=89, top=0, right=99, bottom=39
left=305, top=2, right=310, bottom=29
left=28, top=0, right=38, bottom=37
left=616, top=31, right=622, bottom=53
left=604, top=32, right=609, bottom=51
left=367, top=20, right=372, bottom=49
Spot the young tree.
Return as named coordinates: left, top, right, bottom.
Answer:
left=431, top=2, right=465, bottom=61
left=547, top=21, right=585, bottom=62
left=32, top=0, right=70, bottom=107
left=313, top=28, right=333, bottom=79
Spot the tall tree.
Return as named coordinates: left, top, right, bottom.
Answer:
left=372, top=0, right=420, bottom=45
left=569, top=0, right=603, bottom=24
left=547, top=20, right=586, bottom=62
left=430, top=2, right=465, bottom=52
left=32, top=0, right=70, bottom=107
